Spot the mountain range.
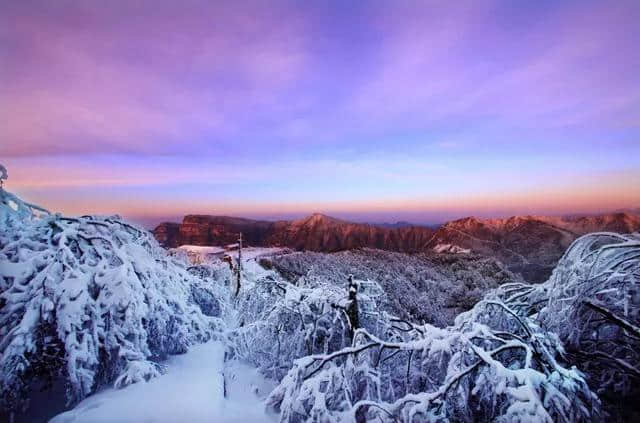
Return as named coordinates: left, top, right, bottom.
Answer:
left=154, top=211, right=640, bottom=282
left=154, top=213, right=437, bottom=253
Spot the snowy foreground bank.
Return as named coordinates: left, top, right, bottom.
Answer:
left=51, top=342, right=276, bottom=423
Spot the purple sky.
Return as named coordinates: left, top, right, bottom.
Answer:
left=1, top=0, right=639, bottom=226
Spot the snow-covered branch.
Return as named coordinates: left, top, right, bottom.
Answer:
left=268, top=299, right=599, bottom=422
left=488, top=232, right=640, bottom=418
left=0, top=188, right=225, bottom=414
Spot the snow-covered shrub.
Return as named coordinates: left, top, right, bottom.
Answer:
left=0, top=180, right=50, bottom=225
left=490, top=232, right=640, bottom=418
left=0, top=187, right=224, bottom=414
left=265, top=235, right=636, bottom=422
left=268, top=298, right=600, bottom=422
left=266, top=249, right=518, bottom=326
left=230, top=277, right=352, bottom=381
left=187, top=264, right=233, bottom=318
left=229, top=268, right=393, bottom=383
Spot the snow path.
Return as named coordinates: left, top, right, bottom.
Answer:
left=50, top=249, right=284, bottom=423
left=50, top=342, right=276, bottom=423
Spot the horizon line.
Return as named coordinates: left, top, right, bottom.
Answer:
left=127, top=207, right=640, bottom=229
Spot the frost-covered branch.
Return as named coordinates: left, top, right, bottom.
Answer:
left=582, top=300, right=640, bottom=339
left=0, top=188, right=225, bottom=414
left=487, top=232, right=640, bottom=418
left=269, top=299, right=599, bottom=422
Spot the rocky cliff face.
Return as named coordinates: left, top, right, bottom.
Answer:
left=153, top=222, right=180, bottom=247
left=424, top=213, right=640, bottom=282
left=174, top=215, right=277, bottom=246
left=153, top=212, right=640, bottom=283
left=538, top=212, right=640, bottom=235
left=153, top=213, right=435, bottom=253
left=264, top=214, right=436, bottom=252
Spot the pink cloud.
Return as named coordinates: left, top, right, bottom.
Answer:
left=0, top=1, right=308, bottom=156
left=342, top=0, right=639, bottom=130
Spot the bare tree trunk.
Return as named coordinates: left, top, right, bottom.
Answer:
left=222, top=349, right=229, bottom=398
left=347, top=275, right=359, bottom=338
left=235, top=232, right=243, bottom=297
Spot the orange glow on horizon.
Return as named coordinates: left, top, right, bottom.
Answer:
left=10, top=168, right=638, bottom=224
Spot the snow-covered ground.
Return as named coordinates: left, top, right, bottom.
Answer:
left=432, top=243, right=471, bottom=254
left=174, top=245, right=286, bottom=265
left=177, top=245, right=226, bottom=254
left=50, top=342, right=276, bottom=423
left=239, top=247, right=287, bottom=260
left=48, top=245, right=285, bottom=423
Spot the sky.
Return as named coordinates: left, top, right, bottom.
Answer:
left=1, top=0, right=639, bottom=226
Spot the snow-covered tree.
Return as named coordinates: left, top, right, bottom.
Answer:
left=264, top=249, right=517, bottom=327
left=488, top=232, right=640, bottom=418
left=0, top=184, right=225, bottom=415
left=0, top=169, right=49, bottom=225
left=262, top=232, right=640, bottom=422
left=268, top=296, right=600, bottom=422
left=230, top=276, right=353, bottom=381
left=231, top=248, right=600, bottom=421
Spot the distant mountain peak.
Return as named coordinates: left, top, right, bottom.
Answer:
left=294, top=213, right=345, bottom=226
left=446, top=216, right=483, bottom=227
